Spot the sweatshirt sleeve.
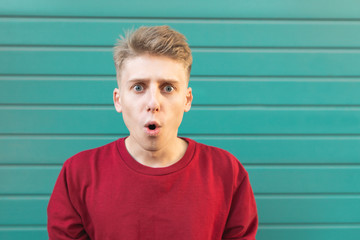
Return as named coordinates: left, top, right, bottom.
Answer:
left=47, top=160, right=90, bottom=240
left=222, top=172, right=258, bottom=240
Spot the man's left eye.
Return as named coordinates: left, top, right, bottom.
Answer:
left=133, top=85, right=144, bottom=92
left=163, top=85, right=174, bottom=93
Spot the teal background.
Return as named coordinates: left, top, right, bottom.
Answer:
left=1, top=0, right=360, bottom=239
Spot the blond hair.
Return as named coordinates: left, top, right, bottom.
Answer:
left=113, top=25, right=192, bottom=82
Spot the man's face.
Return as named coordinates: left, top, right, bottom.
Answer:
left=113, top=54, right=193, bottom=151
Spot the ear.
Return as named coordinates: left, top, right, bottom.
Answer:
left=113, top=88, right=122, bottom=113
left=184, top=87, right=193, bottom=112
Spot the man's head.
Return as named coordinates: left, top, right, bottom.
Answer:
left=112, top=26, right=193, bottom=152
left=113, top=25, right=192, bottom=84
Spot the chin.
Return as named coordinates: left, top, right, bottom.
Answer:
left=142, top=142, right=162, bottom=152
left=140, top=136, right=163, bottom=149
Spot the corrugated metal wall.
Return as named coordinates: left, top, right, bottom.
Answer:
left=1, top=0, right=360, bottom=239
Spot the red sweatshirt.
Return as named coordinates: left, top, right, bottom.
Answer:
left=47, top=137, right=258, bottom=239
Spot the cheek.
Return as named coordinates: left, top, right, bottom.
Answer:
left=170, top=104, right=186, bottom=124
left=120, top=100, right=138, bottom=123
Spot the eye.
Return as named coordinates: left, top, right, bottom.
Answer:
left=163, top=85, right=174, bottom=93
left=133, top=84, right=144, bottom=92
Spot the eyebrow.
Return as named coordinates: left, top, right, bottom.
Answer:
left=127, top=78, right=180, bottom=84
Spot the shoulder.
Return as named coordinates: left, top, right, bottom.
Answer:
left=58, top=138, right=122, bottom=188
left=193, top=139, right=245, bottom=168
left=189, top=138, right=248, bottom=184
left=63, top=138, right=120, bottom=172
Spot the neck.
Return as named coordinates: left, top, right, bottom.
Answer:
left=125, top=136, right=188, bottom=168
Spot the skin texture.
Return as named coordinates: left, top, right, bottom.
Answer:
left=113, top=54, right=193, bottom=168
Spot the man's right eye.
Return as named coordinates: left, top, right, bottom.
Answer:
left=133, top=85, right=144, bottom=92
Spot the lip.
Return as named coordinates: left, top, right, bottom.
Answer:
left=144, top=121, right=161, bottom=136
left=144, top=121, right=161, bottom=128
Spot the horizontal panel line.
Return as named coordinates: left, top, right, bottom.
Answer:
left=194, top=46, right=360, bottom=51
left=0, top=45, right=359, bottom=51
left=0, top=76, right=116, bottom=81
left=0, top=74, right=116, bottom=78
left=3, top=78, right=360, bottom=82
left=0, top=225, right=46, bottom=229
left=1, top=15, right=360, bottom=22
left=2, top=134, right=360, bottom=138
left=0, top=104, right=113, bottom=107
left=3, top=45, right=360, bottom=52
left=0, top=105, right=114, bottom=110
left=0, top=194, right=50, bottom=197
left=195, top=74, right=360, bottom=78
left=0, top=134, right=124, bottom=139
left=0, top=74, right=360, bottom=80
left=255, top=194, right=360, bottom=199
left=3, top=103, right=360, bottom=108
left=260, top=223, right=360, bottom=229
left=3, top=74, right=360, bottom=79
left=2, top=78, right=360, bottom=83
left=193, top=47, right=360, bottom=53
left=256, top=193, right=360, bottom=196
left=0, top=195, right=50, bottom=200
left=0, top=46, right=111, bottom=51
left=0, top=164, right=62, bottom=168
left=244, top=163, right=360, bottom=167
left=2, top=104, right=360, bottom=110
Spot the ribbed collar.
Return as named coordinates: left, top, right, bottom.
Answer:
left=116, top=137, right=196, bottom=176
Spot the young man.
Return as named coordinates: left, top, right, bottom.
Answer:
left=47, top=26, right=258, bottom=239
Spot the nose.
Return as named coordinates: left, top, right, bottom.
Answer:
left=146, top=87, right=160, bottom=112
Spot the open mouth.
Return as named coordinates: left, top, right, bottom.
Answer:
left=148, top=124, right=156, bottom=130
left=144, top=122, right=160, bottom=136
left=144, top=122, right=160, bottom=135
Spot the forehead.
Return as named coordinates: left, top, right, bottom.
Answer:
left=118, top=54, right=188, bottom=86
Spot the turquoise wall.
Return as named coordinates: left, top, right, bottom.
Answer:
left=1, top=0, right=360, bottom=239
